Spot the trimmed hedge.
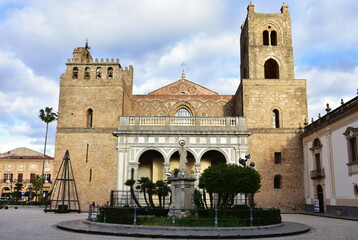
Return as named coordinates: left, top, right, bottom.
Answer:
left=96, top=206, right=281, bottom=226
left=252, top=208, right=281, bottom=226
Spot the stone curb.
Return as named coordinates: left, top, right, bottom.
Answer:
left=57, top=220, right=311, bottom=239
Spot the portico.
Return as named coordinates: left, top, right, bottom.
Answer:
left=113, top=116, right=250, bottom=191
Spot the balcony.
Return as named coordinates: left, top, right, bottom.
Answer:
left=310, top=169, right=325, bottom=179
left=116, top=116, right=248, bottom=135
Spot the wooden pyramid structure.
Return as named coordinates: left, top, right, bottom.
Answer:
left=45, top=150, right=81, bottom=213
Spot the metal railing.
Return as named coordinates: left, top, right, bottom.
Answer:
left=310, top=169, right=325, bottom=179
left=88, top=205, right=259, bottom=227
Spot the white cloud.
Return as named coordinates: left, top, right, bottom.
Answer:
left=299, top=66, right=358, bottom=119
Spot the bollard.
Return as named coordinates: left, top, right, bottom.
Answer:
left=133, top=207, right=137, bottom=225
left=249, top=207, right=253, bottom=226
left=214, top=209, right=218, bottom=227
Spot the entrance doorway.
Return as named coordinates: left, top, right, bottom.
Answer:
left=317, top=184, right=324, bottom=213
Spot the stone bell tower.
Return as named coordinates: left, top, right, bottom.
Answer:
left=54, top=44, right=134, bottom=208
left=235, top=3, right=308, bottom=211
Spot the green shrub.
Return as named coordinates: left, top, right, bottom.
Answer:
left=97, top=207, right=135, bottom=224
left=252, top=208, right=281, bottom=226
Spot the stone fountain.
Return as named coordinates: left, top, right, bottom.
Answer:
left=169, top=139, right=196, bottom=218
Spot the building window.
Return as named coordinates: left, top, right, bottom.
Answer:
left=274, top=175, right=282, bottom=189
left=272, top=109, right=280, bottom=128
left=107, top=67, right=113, bottom=78
left=274, top=152, right=281, bottom=164
left=96, top=67, right=102, bottom=78
left=175, top=108, right=191, bottom=117
left=72, top=67, right=78, bottom=79
left=17, top=173, right=23, bottom=183
left=264, top=59, right=279, bottom=79
left=271, top=31, right=277, bottom=45
left=86, top=109, right=93, bottom=128
left=263, top=29, right=278, bottom=46
left=349, top=137, right=357, bottom=163
left=315, top=153, right=322, bottom=170
left=86, top=143, right=89, bottom=163
left=344, top=127, right=358, bottom=175
left=4, top=173, right=13, bottom=183
left=313, top=138, right=321, bottom=148
left=30, top=173, right=35, bottom=180
left=263, top=30, right=269, bottom=45
left=85, top=67, right=90, bottom=79
left=44, top=174, right=51, bottom=183
left=89, top=169, right=92, bottom=182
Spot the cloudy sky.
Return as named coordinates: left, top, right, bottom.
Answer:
left=0, top=0, right=357, bottom=156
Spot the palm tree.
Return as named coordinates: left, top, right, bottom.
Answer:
left=30, top=174, right=43, bottom=201
left=125, top=179, right=142, bottom=208
left=39, top=107, right=57, bottom=199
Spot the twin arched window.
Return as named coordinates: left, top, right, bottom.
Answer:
left=263, top=30, right=277, bottom=46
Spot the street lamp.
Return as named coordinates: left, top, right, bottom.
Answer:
left=239, top=154, right=255, bottom=167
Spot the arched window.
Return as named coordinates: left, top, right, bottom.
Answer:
left=272, top=109, right=280, bottom=128
left=96, top=67, right=102, bottom=78
left=263, top=30, right=269, bottom=45
left=175, top=108, right=191, bottom=117
left=274, top=175, right=282, bottom=189
left=86, top=109, right=93, bottom=128
left=313, top=138, right=321, bottom=148
left=264, top=59, right=279, bottom=79
left=107, top=67, right=113, bottom=78
left=85, top=67, right=90, bottom=79
left=72, top=67, right=78, bottom=79
left=271, top=31, right=277, bottom=45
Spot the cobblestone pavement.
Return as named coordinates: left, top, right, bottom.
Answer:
left=0, top=207, right=357, bottom=240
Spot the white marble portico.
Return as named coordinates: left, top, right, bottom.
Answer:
left=113, top=116, right=250, bottom=191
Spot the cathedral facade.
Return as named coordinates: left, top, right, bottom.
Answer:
left=54, top=3, right=307, bottom=211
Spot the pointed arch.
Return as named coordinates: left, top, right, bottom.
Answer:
left=72, top=67, right=78, bottom=79
left=263, top=30, right=269, bottom=45
left=84, top=67, right=90, bottom=79
left=86, top=108, right=93, bottom=128
left=271, top=30, right=277, bottom=45
left=264, top=59, right=280, bottom=79
left=272, top=109, right=280, bottom=128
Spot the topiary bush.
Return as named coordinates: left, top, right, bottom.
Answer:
left=97, top=207, right=135, bottom=224
left=252, top=208, right=281, bottom=226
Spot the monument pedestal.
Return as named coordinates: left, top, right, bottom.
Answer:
left=169, top=177, right=196, bottom=218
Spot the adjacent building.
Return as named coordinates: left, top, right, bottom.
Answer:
left=302, top=97, right=358, bottom=216
left=0, top=147, right=53, bottom=199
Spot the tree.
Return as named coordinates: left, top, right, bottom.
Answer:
left=199, top=164, right=261, bottom=209
left=155, top=180, right=170, bottom=208
left=125, top=179, right=142, bottom=208
left=39, top=107, right=57, bottom=198
left=12, top=183, right=23, bottom=201
left=30, top=174, right=43, bottom=201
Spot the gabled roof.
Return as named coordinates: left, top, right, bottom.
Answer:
left=147, top=73, right=218, bottom=96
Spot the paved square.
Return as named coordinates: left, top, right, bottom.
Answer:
left=0, top=207, right=357, bottom=240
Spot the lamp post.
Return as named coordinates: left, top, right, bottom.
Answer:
left=239, top=154, right=256, bottom=206
left=239, top=154, right=255, bottom=168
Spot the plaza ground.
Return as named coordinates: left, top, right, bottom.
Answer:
left=0, top=207, right=357, bottom=240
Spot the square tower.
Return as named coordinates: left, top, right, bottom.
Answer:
left=236, top=4, right=308, bottom=211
